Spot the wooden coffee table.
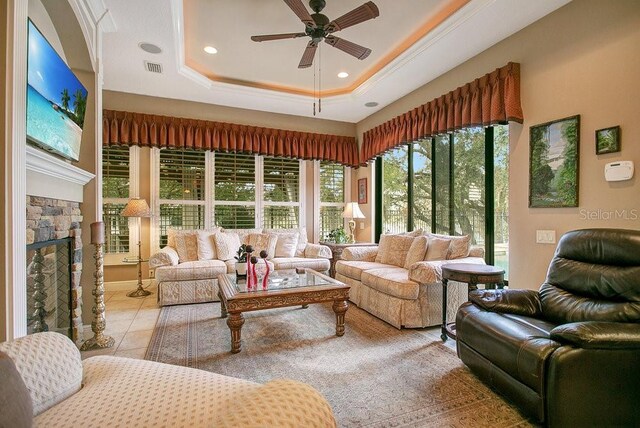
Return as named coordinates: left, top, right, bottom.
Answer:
left=217, top=269, right=350, bottom=353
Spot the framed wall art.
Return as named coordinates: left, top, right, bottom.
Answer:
left=529, top=115, right=580, bottom=208
left=595, top=125, right=620, bottom=154
left=358, top=178, right=367, bottom=204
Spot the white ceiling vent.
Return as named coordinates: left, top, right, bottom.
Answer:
left=144, top=61, right=163, bottom=73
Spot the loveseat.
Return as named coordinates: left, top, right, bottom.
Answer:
left=149, top=227, right=332, bottom=306
left=0, top=332, right=336, bottom=427
left=456, top=228, right=640, bottom=426
left=335, top=231, right=485, bottom=328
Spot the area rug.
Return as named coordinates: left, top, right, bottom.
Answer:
left=146, top=302, right=535, bottom=427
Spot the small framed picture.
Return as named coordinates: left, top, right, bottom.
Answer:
left=358, top=178, right=367, bottom=204
left=595, top=126, right=620, bottom=154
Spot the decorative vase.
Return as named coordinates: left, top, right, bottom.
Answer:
left=262, top=259, right=271, bottom=290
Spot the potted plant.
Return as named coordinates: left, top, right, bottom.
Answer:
left=234, top=244, right=248, bottom=277
left=328, top=227, right=348, bottom=244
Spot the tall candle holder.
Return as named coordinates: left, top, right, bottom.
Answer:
left=81, top=222, right=115, bottom=351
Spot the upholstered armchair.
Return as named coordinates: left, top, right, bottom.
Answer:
left=456, top=228, right=640, bottom=427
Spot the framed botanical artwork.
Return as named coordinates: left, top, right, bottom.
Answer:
left=358, top=178, right=367, bottom=204
left=529, top=115, right=580, bottom=208
left=595, top=126, right=620, bottom=154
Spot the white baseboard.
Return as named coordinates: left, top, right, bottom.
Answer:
left=104, top=279, right=154, bottom=292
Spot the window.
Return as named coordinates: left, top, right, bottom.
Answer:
left=213, top=152, right=256, bottom=229
left=375, top=126, right=509, bottom=274
left=151, top=150, right=305, bottom=249
left=318, top=161, right=348, bottom=241
left=102, top=146, right=132, bottom=256
left=158, top=149, right=206, bottom=247
left=381, top=146, right=408, bottom=234
left=263, top=157, right=301, bottom=229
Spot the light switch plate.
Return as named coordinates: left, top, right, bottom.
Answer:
left=359, top=222, right=364, bottom=230
left=536, top=230, right=556, bottom=244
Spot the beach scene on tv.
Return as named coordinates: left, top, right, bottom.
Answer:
left=27, top=20, right=87, bottom=162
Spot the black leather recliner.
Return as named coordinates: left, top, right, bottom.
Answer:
left=456, top=228, right=640, bottom=426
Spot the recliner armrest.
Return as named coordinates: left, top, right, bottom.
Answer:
left=550, top=322, right=640, bottom=350
left=304, top=243, right=332, bottom=259
left=149, top=246, right=179, bottom=268
left=469, top=289, right=542, bottom=317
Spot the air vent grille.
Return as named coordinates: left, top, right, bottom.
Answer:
left=144, top=61, right=163, bottom=73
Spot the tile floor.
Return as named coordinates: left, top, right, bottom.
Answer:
left=81, top=282, right=456, bottom=360
left=80, top=283, right=160, bottom=360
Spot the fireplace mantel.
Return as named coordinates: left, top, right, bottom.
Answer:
left=26, top=145, right=95, bottom=202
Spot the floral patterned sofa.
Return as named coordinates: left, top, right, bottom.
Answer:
left=149, top=227, right=332, bottom=306
left=0, top=332, right=336, bottom=427
left=335, top=231, right=485, bottom=328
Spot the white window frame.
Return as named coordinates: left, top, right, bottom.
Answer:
left=212, top=152, right=258, bottom=229
left=103, top=145, right=139, bottom=265
left=260, top=156, right=306, bottom=231
left=313, top=161, right=351, bottom=242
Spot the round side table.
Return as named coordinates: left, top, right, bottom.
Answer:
left=440, top=263, right=505, bottom=341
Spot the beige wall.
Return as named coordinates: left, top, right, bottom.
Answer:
left=103, top=91, right=357, bottom=282
left=355, top=0, right=640, bottom=289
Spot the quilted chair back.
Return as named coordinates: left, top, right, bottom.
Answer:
left=540, top=228, right=640, bottom=324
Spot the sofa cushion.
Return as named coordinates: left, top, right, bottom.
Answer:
left=335, top=260, right=392, bottom=281
left=272, top=257, right=330, bottom=272
left=274, top=232, right=299, bottom=258
left=425, top=237, right=451, bottom=261
left=0, top=332, right=82, bottom=416
left=361, top=268, right=420, bottom=300
left=0, top=350, right=33, bottom=427
left=375, top=234, right=415, bottom=267
left=428, top=233, right=471, bottom=259
left=156, top=260, right=227, bottom=282
left=456, top=303, right=561, bottom=394
left=213, top=231, right=242, bottom=261
left=174, top=232, right=199, bottom=263
left=196, top=228, right=221, bottom=260
left=265, top=227, right=308, bottom=257
left=34, top=355, right=260, bottom=427
left=167, top=228, right=200, bottom=248
left=404, top=236, right=429, bottom=268
left=246, top=233, right=278, bottom=259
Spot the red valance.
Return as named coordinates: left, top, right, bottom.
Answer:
left=103, top=110, right=360, bottom=167
left=361, top=62, right=524, bottom=163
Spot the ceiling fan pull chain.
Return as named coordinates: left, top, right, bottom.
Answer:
left=319, top=43, right=322, bottom=113
left=313, top=56, right=317, bottom=116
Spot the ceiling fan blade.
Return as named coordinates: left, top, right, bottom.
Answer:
left=251, top=32, right=307, bottom=42
left=283, top=0, right=315, bottom=28
left=298, top=41, right=318, bottom=68
left=325, top=36, right=371, bottom=60
left=325, top=1, right=379, bottom=33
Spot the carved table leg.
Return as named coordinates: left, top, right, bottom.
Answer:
left=441, top=278, right=448, bottom=341
left=332, top=300, right=349, bottom=337
left=227, top=312, right=244, bottom=353
left=219, top=290, right=228, bottom=318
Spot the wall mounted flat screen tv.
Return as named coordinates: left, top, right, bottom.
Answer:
left=27, top=19, right=88, bottom=162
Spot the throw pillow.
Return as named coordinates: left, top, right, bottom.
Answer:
left=425, top=237, right=451, bottom=261
left=196, top=228, right=221, bottom=260
left=375, top=234, right=415, bottom=267
left=246, top=233, right=278, bottom=259
left=173, top=232, right=199, bottom=263
left=399, top=229, right=424, bottom=237
left=404, top=235, right=429, bottom=268
left=265, top=227, right=308, bottom=256
left=213, top=231, right=242, bottom=261
left=428, top=233, right=471, bottom=259
left=274, top=232, right=299, bottom=258
left=0, top=351, right=32, bottom=428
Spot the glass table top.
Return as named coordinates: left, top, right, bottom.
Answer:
left=226, top=270, right=335, bottom=293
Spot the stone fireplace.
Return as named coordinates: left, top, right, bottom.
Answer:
left=26, top=196, right=83, bottom=343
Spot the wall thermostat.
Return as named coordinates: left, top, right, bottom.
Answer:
left=604, top=161, right=634, bottom=182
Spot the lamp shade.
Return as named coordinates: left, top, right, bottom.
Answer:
left=121, top=198, right=151, bottom=218
left=342, top=202, right=365, bottom=219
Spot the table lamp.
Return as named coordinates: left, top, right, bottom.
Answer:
left=121, top=198, right=152, bottom=297
left=342, top=202, right=365, bottom=244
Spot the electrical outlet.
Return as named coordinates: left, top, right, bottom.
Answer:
left=359, top=222, right=364, bottom=230
left=148, top=269, right=155, bottom=279
left=536, top=230, right=556, bottom=244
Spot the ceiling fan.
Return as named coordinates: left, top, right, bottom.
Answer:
left=251, top=0, right=380, bottom=69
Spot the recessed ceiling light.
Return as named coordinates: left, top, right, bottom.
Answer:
left=204, top=46, right=218, bottom=54
left=337, top=72, right=349, bottom=78
left=365, top=102, right=379, bottom=107
left=139, top=42, right=162, bottom=54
